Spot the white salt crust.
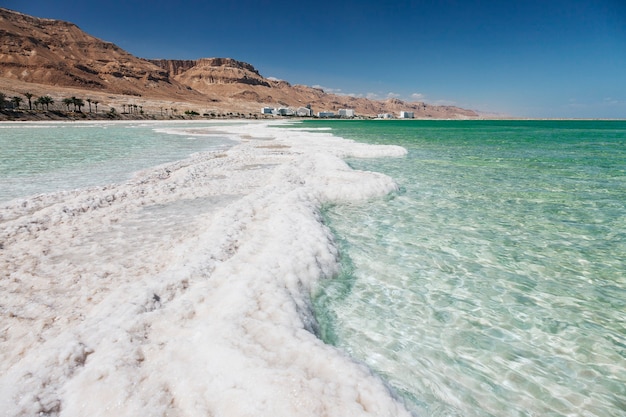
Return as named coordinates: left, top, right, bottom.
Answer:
left=0, top=121, right=411, bottom=416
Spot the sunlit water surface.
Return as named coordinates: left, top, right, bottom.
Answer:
left=310, top=120, right=626, bottom=417
left=0, top=121, right=237, bottom=203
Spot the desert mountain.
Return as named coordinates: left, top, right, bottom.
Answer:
left=0, top=7, right=202, bottom=100
left=0, top=7, right=478, bottom=118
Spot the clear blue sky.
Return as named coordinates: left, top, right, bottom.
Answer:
left=5, top=0, right=626, bottom=118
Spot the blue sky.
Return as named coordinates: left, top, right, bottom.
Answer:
left=4, top=0, right=626, bottom=118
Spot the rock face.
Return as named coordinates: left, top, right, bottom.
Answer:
left=0, top=8, right=202, bottom=99
left=150, top=58, right=268, bottom=85
left=0, top=7, right=478, bottom=118
left=150, top=58, right=272, bottom=90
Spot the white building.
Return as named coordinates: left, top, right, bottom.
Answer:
left=274, top=107, right=295, bottom=116
left=261, top=107, right=274, bottom=114
left=317, top=111, right=335, bottom=118
left=377, top=113, right=394, bottom=119
left=338, top=108, right=355, bottom=118
left=296, top=107, right=312, bottom=117
left=399, top=111, right=415, bottom=119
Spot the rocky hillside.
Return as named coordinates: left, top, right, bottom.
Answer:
left=0, top=7, right=478, bottom=118
left=0, top=8, right=203, bottom=101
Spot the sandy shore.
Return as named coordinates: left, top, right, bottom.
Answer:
left=1, top=121, right=413, bottom=416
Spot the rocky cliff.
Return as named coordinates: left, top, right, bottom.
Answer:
left=0, top=8, right=202, bottom=99
left=150, top=58, right=272, bottom=88
left=0, top=7, right=478, bottom=118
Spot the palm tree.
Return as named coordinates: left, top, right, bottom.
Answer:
left=72, top=97, right=84, bottom=112
left=39, top=96, right=54, bottom=111
left=11, top=96, right=23, bottom=110
left=122, top=104, right=126, bottom=114
left=63, top=98, right=73, bottom=111
left=93, top=100, right=99, bottom=113
left=24, top=92, right=34, bottom=110
left=0, top=92, right=6, bottom=110
left=86, top=98, right=92, bottom=113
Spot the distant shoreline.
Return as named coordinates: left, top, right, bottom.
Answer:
left=2, top=110, right=624, bottom=122
left=0, top=109, right=270, bottom=122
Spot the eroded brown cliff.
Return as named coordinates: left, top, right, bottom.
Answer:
left=0, top=8, right=203, bottom=100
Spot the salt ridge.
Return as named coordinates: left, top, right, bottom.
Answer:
left=0, top=121, right=412, bottom=416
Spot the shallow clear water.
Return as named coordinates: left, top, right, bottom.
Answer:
left=310, top=120, right=626, bottom=416
left=0, top=121, right=236, bottom=203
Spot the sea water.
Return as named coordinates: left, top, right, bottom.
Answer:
left=309, top=120, right=626, bottom=416
left=0, top=121, right=238, bottom=203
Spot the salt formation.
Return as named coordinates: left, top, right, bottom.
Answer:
left=0, top=121, right=411, bottom=416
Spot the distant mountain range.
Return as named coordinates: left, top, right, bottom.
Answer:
left=0, top=7, right=478, bottom=118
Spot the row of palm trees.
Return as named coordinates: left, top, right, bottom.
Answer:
left=2, top=92, right=189, bottom=118
left=0, top=92, right=48, bottom=111
left=0, top=91, right=101, bottom=113
left=60, top=97, right=91, bottom=112
left=2, top=92, right=229, bottom=119
left=122, top=104, right=143, bottom=114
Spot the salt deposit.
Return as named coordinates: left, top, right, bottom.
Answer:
left=0, top=121, right=411, bottom=416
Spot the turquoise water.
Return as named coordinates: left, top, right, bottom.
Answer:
left=0, top=121, right=235, bottom=203
left=309, top=120, right=626, bottom=416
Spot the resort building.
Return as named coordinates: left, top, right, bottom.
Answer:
left=338, top=108, right=355, bottom=118
left=399, top=111, right=415, bottom=119
left=296, top=107, right=312, bottom=117
left=262, top=105, right=313, bottom=117
left=317, top=111, right=335, bottom=118
left=274, top=107, right=295, bottom=116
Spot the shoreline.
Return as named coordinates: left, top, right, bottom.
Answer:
left=2, top=110, right=624, bottom=122
left=0, top=120, right=413, bottom=416
left=0, top=109, right=271, bottom=122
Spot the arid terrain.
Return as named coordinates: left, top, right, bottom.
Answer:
left=0, top=7, right=479, bottom=120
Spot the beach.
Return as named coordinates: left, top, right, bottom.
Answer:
left=0, top=121, right=412, bottom=416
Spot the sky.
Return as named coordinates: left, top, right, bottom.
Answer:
left=4, top=0, right=626, bottom=118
